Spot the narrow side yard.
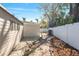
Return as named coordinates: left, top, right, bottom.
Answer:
left=9, top=36, right=79, bottom=56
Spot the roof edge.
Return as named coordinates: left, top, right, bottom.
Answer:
left=0, top=4, right=23, bottom=25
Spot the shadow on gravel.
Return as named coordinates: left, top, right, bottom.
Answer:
left=23, top=37, right=48, bottom=56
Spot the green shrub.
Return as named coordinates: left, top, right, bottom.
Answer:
left=50, top=16, right=76, bottom=27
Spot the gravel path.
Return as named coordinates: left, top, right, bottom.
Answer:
left=9, top=36, right=53, bottom=56
left=9, top=41, right=29, bottom=56
left=9, top=36, right=79, bottom=56
left=29, top=41, right=51, bottom=56
left=28, top=36, right=54, bottom=56
left=9, top=37, right=36, bottom=56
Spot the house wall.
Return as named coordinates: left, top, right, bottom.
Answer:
left=0, top=6, right=23, bottom=55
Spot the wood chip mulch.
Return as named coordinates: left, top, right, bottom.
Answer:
left=50, top=37, right=79, bottom=56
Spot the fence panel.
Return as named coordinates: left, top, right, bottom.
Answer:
left=50, top=22, right=79, bottom=50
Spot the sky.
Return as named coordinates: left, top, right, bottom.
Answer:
left=2, top=3, right=42, bottom=22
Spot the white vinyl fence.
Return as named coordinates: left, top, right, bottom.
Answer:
left=50, top=22, right=79, bottom=50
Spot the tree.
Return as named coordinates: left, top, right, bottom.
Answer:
left=39, top=3, right=59, bottom=27
left=70, top=3, right=79, bottom=22
left=70, top=3, right=73, bottom=15
left=40, top=3, right=70, bottom=27
left=40, top=3, right=78, bottom=27
left=35, top=19, right=38, bottom=23
left=30, top=20, right=33, bottom=22
left=22, top=17, right=26, bottom=22
left=40, top=19, right=48, bottom=28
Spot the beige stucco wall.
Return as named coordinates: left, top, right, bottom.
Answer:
left=23, top=22, right=40, bottom=38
